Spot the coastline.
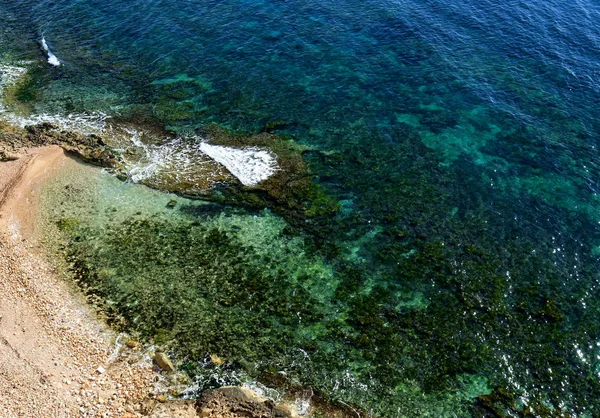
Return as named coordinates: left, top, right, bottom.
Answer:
left=0, top=143, right=308, bottom=418
left=2, top=0, right=599, bottom=413
left=0, top=146, right=157, bottom=417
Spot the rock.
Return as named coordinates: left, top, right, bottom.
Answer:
left=154, top=352, right=174, bottom=371
left=0, top=150, right=20, bottom=161
left=209, top=353, right=225, bottom=366
left=124, top=338, right=140, bottom=349
left=146, top=400, right=197, bottom=418
left=19, top=122, right=124, bottom=169
left=217, top=386, right=264, bottom=403
left=197, top=386, right=298, bottom=418
left=273, top=404, right=296, bottom=418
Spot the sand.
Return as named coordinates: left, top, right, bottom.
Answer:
left=0, top=147, right=156, bottom=418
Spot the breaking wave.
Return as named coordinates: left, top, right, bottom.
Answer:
left=40, top=35, right=61, bottom=67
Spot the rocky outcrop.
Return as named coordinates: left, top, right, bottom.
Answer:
left=25, top=122, right=122, bottom=168
left=196, top=387, right=296, bottom=418
left=141, top=387, right=297, bottom=418
left=0, top=121, right=123, bottom=169
left=0, top=120, right=339, bottom=225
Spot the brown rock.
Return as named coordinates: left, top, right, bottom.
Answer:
left=153, top=352, right=174, bottom=371
left=21, top=122, right=124, bottom=169
left=146, top=400, right=197, bottom=418
left=0, top=150, right=20, bottom=161
left=273, top=404, right=296, bottom=418
left=209, top=353, right=225, bottom=366
left=197, top=386, right=296, bottom=418
left=125, top=338, right=140, bottom=349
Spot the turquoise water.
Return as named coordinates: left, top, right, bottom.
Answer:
left=2, top=0, right=600, bottom=416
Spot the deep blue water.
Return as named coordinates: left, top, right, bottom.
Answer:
left=2, top=0, right=600, bottom=416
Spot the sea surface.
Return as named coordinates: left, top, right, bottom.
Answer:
left=1, top=0, right=600, bottom=416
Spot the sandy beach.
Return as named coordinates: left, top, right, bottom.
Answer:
left=0, top=147, right=157, bottom=418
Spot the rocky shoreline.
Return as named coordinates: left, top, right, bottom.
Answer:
left=0, top=120, right=121, bottom=167
left=0, top=117, right=340, bottom=228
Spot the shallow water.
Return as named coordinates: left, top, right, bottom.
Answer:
left=2, top=0, right=600, bottom=415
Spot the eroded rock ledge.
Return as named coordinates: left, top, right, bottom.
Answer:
left=0, top=120, right=339, bottom=225
left=0, top=120, right=122, bottom=168
left=144, top=387, right=298, bottom=418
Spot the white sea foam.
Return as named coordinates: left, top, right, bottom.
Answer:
left=125, top=136, right=229, bottom=190
left=199, top=142, right=278, bottom=186
left=0, top=63, right=28, bottom=89
left=0, top=62, right=277, bottom=189
left=127, top=137, right=199, bottom=183
left=40, top=35, right=61, bottom=67
left=1, top=111, right=109, bottom=136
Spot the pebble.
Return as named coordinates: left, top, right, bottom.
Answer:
left=0, top=228, right=156, bottom=417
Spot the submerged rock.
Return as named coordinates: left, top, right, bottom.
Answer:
left=154, top=352, right=175, bottom=371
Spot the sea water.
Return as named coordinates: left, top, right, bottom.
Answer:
left=1, top=0, right=600, bottom=416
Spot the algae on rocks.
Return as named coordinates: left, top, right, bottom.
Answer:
left=182, top=125, right=341, bottom=224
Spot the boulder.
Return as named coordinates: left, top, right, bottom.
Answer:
left=147, top=400, right=197, bottom=418
left=154, top=352, right=175, bottom=371
left=196, top=386, right=297, bottom=418
left=0, top=150, right=20, bottom=161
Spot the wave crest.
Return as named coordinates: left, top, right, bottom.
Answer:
left=40, top=35, right=61, bottom=67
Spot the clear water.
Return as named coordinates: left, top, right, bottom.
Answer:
left=2, top=0, right=600, bottom=416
